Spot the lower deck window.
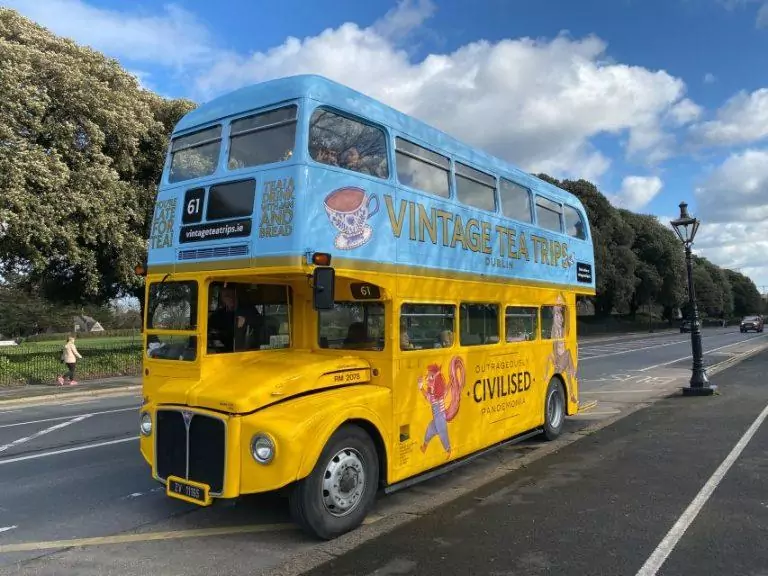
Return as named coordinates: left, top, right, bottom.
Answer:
left=400, top=304, right=455, bottom=350
left=505, top=307, right=538, bottom=342
left=207, top=282, right=291, bottom=354
left=319, top=302, right=385, bottom=351
left=460, top=303, right=500, bottom=346
left=542, top=304, right=568, bottom=339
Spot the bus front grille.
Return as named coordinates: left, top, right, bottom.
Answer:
left=155, top=409, right=226, bottom=495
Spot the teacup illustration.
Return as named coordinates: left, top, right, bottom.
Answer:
left=323, top=187, right=379, bottom=250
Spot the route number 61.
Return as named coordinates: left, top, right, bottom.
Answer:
left=182, top=188, right=205, bottom=224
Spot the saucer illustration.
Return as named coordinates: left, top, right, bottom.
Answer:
left=334, top=225, right=373, bottom=250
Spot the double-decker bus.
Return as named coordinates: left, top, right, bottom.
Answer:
left=138, top=74, right=596, bottom=540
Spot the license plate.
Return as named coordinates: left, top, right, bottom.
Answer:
left=166, top=476, right=213, bottom=506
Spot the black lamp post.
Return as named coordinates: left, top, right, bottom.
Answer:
left=670, top=202, right=715, bottom=396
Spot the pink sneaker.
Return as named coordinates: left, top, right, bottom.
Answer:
left=69, top=380, right=78, bottom=386
left=56, top=375, right=65, bottom=386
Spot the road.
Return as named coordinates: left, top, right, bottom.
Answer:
left=302, top=347, right=768, bottom=576
left=0, top=327, right=764, bottom=575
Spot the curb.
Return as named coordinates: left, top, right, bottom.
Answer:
left=266, top=343, right=768, bottom=576
left=0, top=385, right=141, bottom=407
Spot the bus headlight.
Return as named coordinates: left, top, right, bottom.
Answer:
left=251, top=433, right=275, bottom=464
left=140, top=412, right=152, bottom=436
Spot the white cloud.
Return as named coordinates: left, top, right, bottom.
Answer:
left=695, top=148, right=768, bottom=223
left=193, top=8, right=692, bottom=181
left=704, top=73, right=717, bottom=84
left=372, top=0, right=436, bottom=42
left=3, top=0, right=216, bottom=68
left=6, top=0, right=698, bottom=180
left=690, top=88, right=768, bottom=147
left=758, top=2, right=768, bottom=27
left=609, top=176, right=664, bottom=211
left=694, top=220, right=768, bottom=288
left=669, top=98, right=703, bottom=125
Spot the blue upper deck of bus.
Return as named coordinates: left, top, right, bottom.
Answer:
left=148, top=74, right=596, bottom=293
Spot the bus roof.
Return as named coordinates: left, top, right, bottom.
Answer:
left=155, top=75, right=595, bottom=294
left=174, top=74, right=583, bottom=210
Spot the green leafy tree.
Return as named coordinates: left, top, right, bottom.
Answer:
left=538, top=176, right=638, bottom=316
left=0, top=9, right=196, bottom=307
left=725, top=270, right=762, bottom=318
left=619, top=210, right=686, bottom=320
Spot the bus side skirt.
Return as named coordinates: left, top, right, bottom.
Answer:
left=383, top=427, right=544, bottom=495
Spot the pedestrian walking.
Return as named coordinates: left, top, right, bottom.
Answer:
left=57, top=335, right=83, bottom=385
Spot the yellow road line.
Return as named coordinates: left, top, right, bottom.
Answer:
left=0, top=524, right=297, bottom=554
left=577, top=400, right=598, bottom=412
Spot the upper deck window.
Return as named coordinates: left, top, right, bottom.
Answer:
left=499, top=178, right=533, bottom=223
left=395, top=138, right=450, bottom=198
left=535, top=196, right=563, bottom=233
left=455, top=162, right=496, bottom=212
left=228, top=105, right=298, bottom=170
left=309, top=108, right=389, bottom=179
left=564, top=204, right=587, bottom=240
left=169, top=126, right=222, bottom=184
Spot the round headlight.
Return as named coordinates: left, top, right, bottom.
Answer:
left=140, top=412, right=152, bottom=436
left=251, top=433, right=275, bottom=464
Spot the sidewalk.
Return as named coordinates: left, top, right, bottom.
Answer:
left=0, top=375, right=141, bottom=404
left=302, top=351, right=768, bottom=576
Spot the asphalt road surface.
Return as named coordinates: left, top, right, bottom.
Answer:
left=303, top=348, right=768, bottom=576
left=0, top=327, right=764, bottom=575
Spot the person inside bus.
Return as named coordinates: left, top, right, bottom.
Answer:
left=207, top=284, right=263, bottom=353
left=343, top=321, right=372, bottom=349
left=400, top=318, right=414, bottom=350
left=437, top=329, right=453, bottom=348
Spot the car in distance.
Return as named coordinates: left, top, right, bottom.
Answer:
left=740, top=315, right=764, bottom=333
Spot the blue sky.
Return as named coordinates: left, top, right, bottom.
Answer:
left=5, top=0, right=768, bottom=287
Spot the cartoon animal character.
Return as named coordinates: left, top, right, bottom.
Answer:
left=418, top=356, right=466, bottom=459
left=543, top=293, right=578, bottom=404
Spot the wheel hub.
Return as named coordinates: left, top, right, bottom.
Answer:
left=322, top=448, right=366, bottom=517
left=547, top=388, right=564, bottom=429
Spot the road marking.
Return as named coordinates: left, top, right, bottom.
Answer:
left=573, top=410, right=621, bottom=417
left=635, top=400, right=768, bottom=576
left=0, top=415, right=92, bottom=454
left=581, top=339, right=691, bottom=361
left=0, top=407, right=137, bottom=429
left=0, top=523, right=298, bottom=553
left=637, top=335, right=768, bottom=372
left=578, top=400, right=599, bottom=412
left=0, top=436, right=136, bottom=466
left=0, top=526, right=16, bottom=534
left=580, top=389, right=656, bottom=394
left=582, top=333, right=767, bottom=363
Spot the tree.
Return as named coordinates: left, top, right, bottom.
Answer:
left=538, top=176, right=638, bottom=316
left=0, top=9, right=196, bottom=306
left=725, top=269, right=762, bottom=318
left=619, top=210, right=686, bottom=320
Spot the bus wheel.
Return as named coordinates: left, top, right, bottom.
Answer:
left=289, top=424, right=379, bottom=540
left=542, top=378, right=565, bottom=441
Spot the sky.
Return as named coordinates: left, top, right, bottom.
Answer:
left=5, top=0, right=768, bottom=290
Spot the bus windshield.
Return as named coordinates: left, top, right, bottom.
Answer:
left=146, top=280, right=199, bottom=362
left=206, top=282, right=291, bottom=354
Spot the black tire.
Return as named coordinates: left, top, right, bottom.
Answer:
left=289, top=424, right=379, bottom=540
left=542, top=378, right=566, bottom=441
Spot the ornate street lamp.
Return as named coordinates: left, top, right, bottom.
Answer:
left=670, top=202, right=715, bottom=395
